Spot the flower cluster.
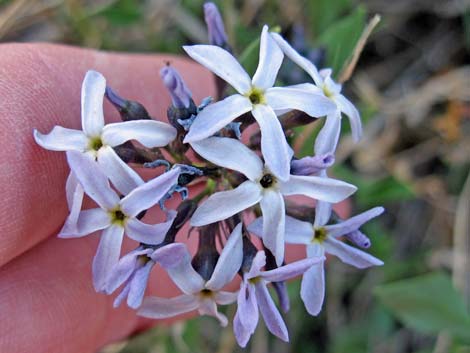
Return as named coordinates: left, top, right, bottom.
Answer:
left=33, top=2, right=384, bottom=347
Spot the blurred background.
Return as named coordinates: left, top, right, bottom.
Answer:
left=1, top=0, right=469, bottom=352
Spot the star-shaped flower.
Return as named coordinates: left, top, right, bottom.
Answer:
left=183, top=25, right=336, bottom=181
left=138, top=223, right=243, bottom=326
left=249, top=207, right=384, bottom=315
left=60, top=151, right=181, bottom=292
left=189, top=136, right=357, bottom=266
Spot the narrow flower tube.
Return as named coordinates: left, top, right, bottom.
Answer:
left=160, top=65, right=192, bottom=109
left=204, top=2, right=229, bottom=48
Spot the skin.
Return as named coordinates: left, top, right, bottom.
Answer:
left=0, top=43, right=348, bottom=353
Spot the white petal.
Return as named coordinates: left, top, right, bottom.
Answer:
left=215, top=291, right=239, bottom=305
left=313, top=199, right=332, bottom=228
left=97, top=146, right=143, bottom=195
left=64, top=172, right=85, bottom=233
left=283, top=215, right=313, bottom=244
left=252, top=25, right=284, bottom=90
left=198, top=298, right=228, bottom=327
left=206, top=223, right=243, bottom=291
left=190, top=137, right=263, bottom=181
left=262, top=256, right=324, bottom=283
left=125, top=212, right=176, bottom=245
left=300, top=248, right=325, bottom=316
left=324, top=237, right=384, bottom=269
left=183, top=45, right=252, bottom=94
left=191, top=181, right=262, bottom=226
left=183, top=94, right=252, bottom=143
left=335, top=94, right=362, bottom=142
left=66, top=151, right=120, bottom=210
left=314, top=112, right=341, bottom=155
left=120, top=168, right=180, bottom=217
left=81, top=70, right=105, bottom=137
left=138, top=295, right=199, bottom=319
left=270, top=32, right=323, bottom=85
left=59, top=208, right=110, bottom=238
left=252, top=104, right=292, bottom=181
left=164, top=246, right=205, bottom=294
left=33, top=127, right=87, bottom=152
left=265, top=86, right=336, bottom=118
left=259, top=190, right=285, bottom=266
left=325, top=206, right=385, bottom=238
left=280, top=175, right=357, bottom=203
left=101, top=120, right=177, bottom=148
left=92, top=225, right=124, bottom=292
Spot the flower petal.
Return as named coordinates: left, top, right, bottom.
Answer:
left=314, top=112, right=341, bottom=155
left=262, top=256, right=324, bottom=283
left=265, top=86, right=336, bottom=118
left=215, top=291, right=239, bottom=305
left=198, top=298, right=228, bottom=327
left=270, top=32, right=323, bottom=85
left=252, top=104, right=292, bottom=181
left=190, top=137, right=263, bottom=181
left=259, top=190, right=286, bottom=266
left=66, top=150, right=120, bottom=209
left=280, top=174, right=357, bottom=203
left=255, top=281, right=289, bottom=341
left=206, top=223, right=243, bottom=291
left=234, top=311, right=252, bottom=348
left=236, top=281, right=259, bottom=335
left=183, top=45, right=252, bottom=94
left=101, top=120, right=177, bottom=148
left=283, top=215, right=313, bottom=244
left=183, top=94, right=252, bottom=143
left=324, top=237, right=384, bottom=269
left=325, top=207, right=385, bottom=238
left=81, top=70, right=106, bottom=137
left=125, top=211, right=177, bottom=245
left=64, top=172, right=85, bottom=233
left=252, top=25, right=284, bottom=90
left=97, top=146, right=143, bottom=195
left=149, top=243, right=188, bottom=267
left=335, top=94, right=362, bottom=142
left=92, top=225, right=124, bottom=292
left=245, top=251, right=266, bottom=279
left=313, top=198, right=332, bottom=228
left=59, top=208, right=110, bottom=238
left=138, top=295, right=199, bottom=319
left=33, top=127, right=88, bottom=152
left=120, top=168, right=180, bottom=217
left=191, top=181, right=262, bottom=226
left=300, top=248, right=325, bottom=316
left=127, top=261, right=154, bottom=309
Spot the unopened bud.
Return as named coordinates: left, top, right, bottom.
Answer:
left=160, top=65, right=192, bottom=109
left=345, top=230, right=371, bottom=249
left=105, top=87, right=151, bottom=121
left=290, top=153, right=334, bottom=176
left=192, top=223, right=219, bottom=280
left=204, top=2, right=229, bottom=49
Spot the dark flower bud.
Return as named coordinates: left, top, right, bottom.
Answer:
left=105, top=86, right=151, bottom=121
left=192, top=223, right=220, bottom=280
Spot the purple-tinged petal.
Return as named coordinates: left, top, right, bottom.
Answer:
left=163, top=246, right=205, bottom=294
left=127, top=261, right=154, bottom=309
left=198, top=298, right=228, bottom=326
left=262, top=256, right=324, bottom=283
left=255, top=281, right=289, bottom=342
left=290, top=153, right=335, bottom=176
left=190, top=137, right=263, bottom=181
left=120, top=168, right=180, bottom=217
left=252, top=25, right=284, bottom=90
left=149, top=243, right=188, bottom=267
left=113, top=282, right=131, bottom=308
left=282, top=216, right=313, bottom=244
left=272, top=281, right=290, bottom=313
left=183, top=94, right=252, bottom=143
left=325, top=207, right=385, bottom=238
left=324, top=237, right=384, bottom=269
left=138, top=295, right=199, bottom=319
left=160, top=65, right=192, bottom=108
left=314, top=199, right=332, bottom=228
left=246, top=251, right=266, bottom=279
left=270, top=32, right=323, bottom=85
left=204, top=2, right=228, bottom=47
left=33, top=127, right=88, bottom=152
left=183, top=45, right=252, bottom=94
left=64, top=172, right=85, bottom=233
left=252, top=104, right=292, bottom=181
left=346, top=230, right=371, bottom=249
left=335, top=94, right=362, bottom=142
left=265, top=86, right=336, bottom=118
left=101, top=120, right=177, bottom=148
left=190, top=181, right=262, bottom=226
left=92, top=225, right=124, bottom=292
left=206, top=223, right=243, bottom=291
left=81, top=70, right=106, bottom=137
left=66, top=150, right=120, bottom=209
left=259, top=190, right=286, bottom=266
left=97, top=146, right=143, bottom=195
left=280, top=174, right=357, bottom=203
left=125, top=210, right=177, bottom=245
left=59, top=208, right=110, bottom=238
left=236, top=281, right=259, bottom=337
left=300, top=247, right=325, bottom=316
left=314, top=112, right=341, bottom=155
left=234, top=310, right=252, bottom=348
left=215, top=291, right=238, bottom=305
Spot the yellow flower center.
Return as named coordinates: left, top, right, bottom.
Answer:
left=88, top=136, right=103, bottom=151
left=246, top=87, right=266, bottom=105
left=313, top=227, right=327, bottom=243
left=109, top=207, right=128, bottom=226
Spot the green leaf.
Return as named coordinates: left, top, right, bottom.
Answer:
left=307, top=0, right=352, bottom=36
left=375, top=272, right=470, bottom=341
left=316, top=6, right=367, bottom=75
left=96, top=0, right=142, bottom=25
